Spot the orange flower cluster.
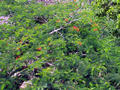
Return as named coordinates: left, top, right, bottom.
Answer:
left=93, top=28, right=98, bottom=31
left=91, top=22, right=99, bottom=27
left=56, top=19, right=60, bottom=23
left=90, top=19, right=92, bottom=23
left=94, top=23, right=98, bottom=26
left=73, top=26, right=79, bottom=32
left=17, top=47, right=20, bottom=50
left=90, top=21, right=99, bottom=31
left=19, top=40, right=22, bottom=44
left=65, top=18, right=69, bottom=22
left=78, top=41, right=82, bottom=46
left=37, top=47, right=42, bottom=51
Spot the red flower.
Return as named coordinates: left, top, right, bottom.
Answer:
left=16, top=56, right=20, bottom=60
left=73, top=26, right=79, bottom=32
left=37, top=47, right=42, bottom=51
left=93, top=28, right=98, bottom=31
left=65, top=18, right=69, bottom=22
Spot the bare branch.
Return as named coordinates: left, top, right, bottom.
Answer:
left=49, top=17, right=81, bottom=34
left=49, top=26, right=64, bottom=34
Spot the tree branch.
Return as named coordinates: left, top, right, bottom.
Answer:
left=49, top=17, right=81, bottom=35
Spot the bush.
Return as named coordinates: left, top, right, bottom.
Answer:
left=92, top=0, right=120, bottom=38
left=0, top=0, right=120, bottom=90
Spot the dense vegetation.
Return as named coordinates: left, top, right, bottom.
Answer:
left=0, top=0, right=120, bottom=89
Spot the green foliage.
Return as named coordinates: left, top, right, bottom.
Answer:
left=92, top=0, right=120, bottom=38
left=0, top=0, right=120, bottom=90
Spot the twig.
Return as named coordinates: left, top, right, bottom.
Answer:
left=58, top=31, right=65, bottom=40
left=68, top=17, right=81, bottom=24
left=49, top=17, right=81, bottom=34
left=49, top=26, right=64, bottom=34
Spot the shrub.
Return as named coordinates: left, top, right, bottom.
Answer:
left=92, top=0, right=120, bottom=38
left=0, top=0, right=120, bottom=90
